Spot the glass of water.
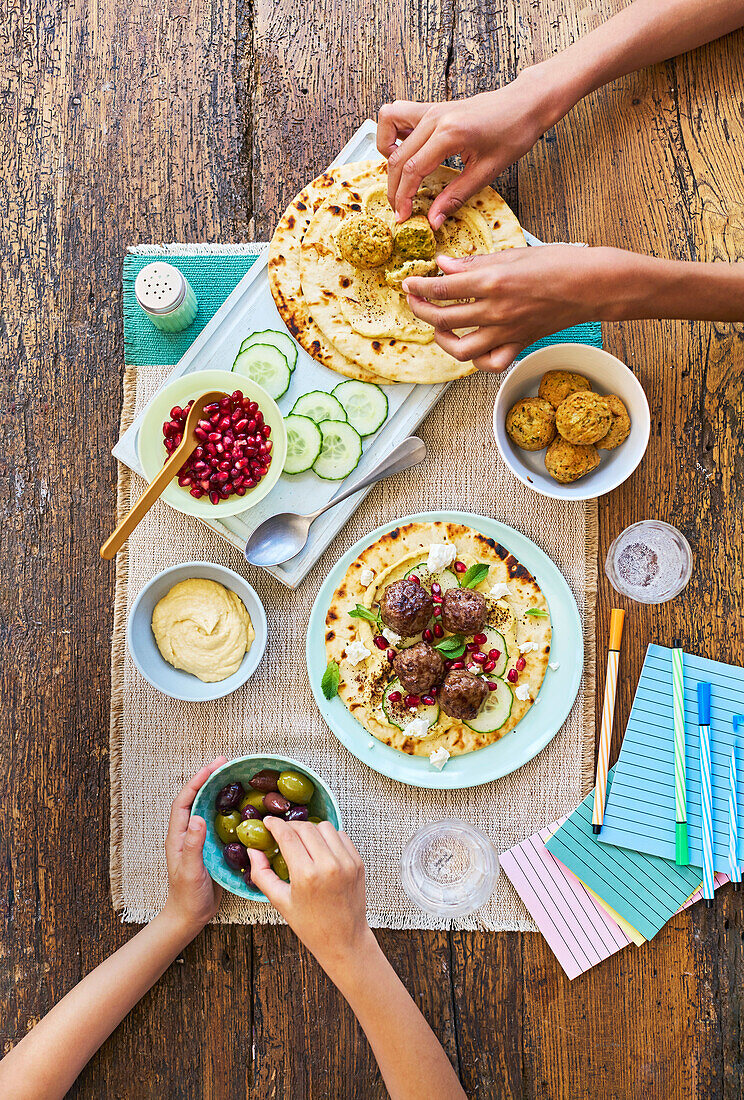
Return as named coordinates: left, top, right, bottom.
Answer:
left=401, top=819, right=500, bottom=918
left=605, top=520, right=693, bottom=604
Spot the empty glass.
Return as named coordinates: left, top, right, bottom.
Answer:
left=401, top=819, right=500, bottom=918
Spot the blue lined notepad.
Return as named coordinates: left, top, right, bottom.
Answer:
left=545, top=768, right=702, bottom=940
left=600, top=644, right=744, bottom=875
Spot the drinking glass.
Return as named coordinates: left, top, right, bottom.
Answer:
left=604, top=520, right=693, bottom=604
left=401, top=819, right=499, bottom=918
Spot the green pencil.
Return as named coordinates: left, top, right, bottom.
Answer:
left=672, top=643, right=690, bottom=865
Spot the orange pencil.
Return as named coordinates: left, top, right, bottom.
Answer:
left=592, top=609, right=626, bottom=833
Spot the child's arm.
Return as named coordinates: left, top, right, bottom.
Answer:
left=249, top=818, right=467, bottom=1100
left=0, top=758, right=226, bottom=1100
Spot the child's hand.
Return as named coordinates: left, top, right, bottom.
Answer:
left=247, top=819, right=374, bottom=974
left=162, top=758, right=227, bottom=934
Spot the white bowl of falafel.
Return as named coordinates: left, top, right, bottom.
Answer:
left=493, top=344, right=650, bottom=501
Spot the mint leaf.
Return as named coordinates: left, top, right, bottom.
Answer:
left=461, top=563, right=490, bottom=589
left=321, top=660, right=341, bottom=700
left=525, top=607, right=549, bottom=618
left=434, top=634, right=466, bottom=658
left=348, top=604, right=381, bottom=625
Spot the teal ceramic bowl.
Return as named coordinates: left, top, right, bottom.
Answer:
left=192, top=755, right=343, bottom=903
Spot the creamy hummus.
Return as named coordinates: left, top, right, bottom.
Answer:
left=152, top=578, right=254, bottom=683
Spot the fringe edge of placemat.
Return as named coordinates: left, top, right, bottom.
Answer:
left=581, top=499, right=599, bottom=798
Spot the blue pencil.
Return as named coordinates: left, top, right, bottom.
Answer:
left=697, top=683, right=714, bottom=908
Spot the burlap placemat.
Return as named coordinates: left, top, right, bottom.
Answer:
left=110, top=365, right=597, bottom=928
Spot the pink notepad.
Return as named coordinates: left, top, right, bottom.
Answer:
left=500, top=819, right=632, bottom=979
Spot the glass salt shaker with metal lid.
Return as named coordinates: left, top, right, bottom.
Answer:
left=134, top=262, right=198, bottom=332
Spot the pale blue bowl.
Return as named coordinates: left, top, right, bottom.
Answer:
left=126, top=561, right=267, bottom=701
left=192, top=755, right=343, bottom=902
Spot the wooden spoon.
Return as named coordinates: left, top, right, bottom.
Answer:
left=100, top=390, right=226, bottom=559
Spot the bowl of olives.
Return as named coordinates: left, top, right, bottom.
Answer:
left=192, top=755, right=343, bottom=903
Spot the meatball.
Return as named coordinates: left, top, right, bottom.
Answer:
left=506, top=397, right=556, bottom=451
left=336, top=213, right=394, bottom=270
left=441, top=587, right=487, bottom=635
left=439, top=669, right=488, bottom=721
left=544, top=437, right=600, bottom=484
left=393, top=642, right=446, bottom=694
left=394, top=214, right=437, bottom=261
left=385, top=258, right=439, bottom=289
left=538, top=369, right=591, bottom=409
left=597, top=394, right=631, bottom=450
left=379, top=578, right=434, bottom=637
left=555, top=391, right=612, bottom=445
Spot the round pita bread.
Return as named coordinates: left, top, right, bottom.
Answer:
left=324, top=521, right=551, bottom=758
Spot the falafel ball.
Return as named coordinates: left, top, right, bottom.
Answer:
left=336, top=213, right=394, bottom=270
left=385, top=258, right=439, bottom=289
left=393, top=641, right=446, bottom=695
left=441, top=587, right=487, bottom=635
left=597, top=394, right=631, bottom=449
left=379, top=578, right=434, bottom=637
left=394, top=214, right=437, bottom=261
left=505, top=397, right=557, bottom=451
left=544, top=437, right=601, bottom=483
left=439, top=669, right=489, bottom=721
left=555, top=391, right=612, bottom=445
left=538, top=369, right=591, bottom=409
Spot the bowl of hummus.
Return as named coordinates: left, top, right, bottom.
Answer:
left=127, top=562, right=267, bottom=700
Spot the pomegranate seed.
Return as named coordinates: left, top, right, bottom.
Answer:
left=471, top=652, right=486, bottom=664
left=388, top=691, right=402, bottom=703
left=234, top=418, right=248, bottom=433
left=209, top=490, right=220, bottom=505
left=219, top=487, right=231, bottom=499
left=218, top=415, right=230, bottom=430
left=451, top=660, right=465, bottom=670
left=422, top=628, right=433, bottom=642
left=206, top=442, right=217, bottom=455
left=262, top=425, right=271, bottom=437
left=409, top=575, right=420, bottom=585
left=177, top=474, right=191, bottom=487
left=516, top=656, right=526, bottom=671
left=483, top=659, right=496, bottom=673
left=236, top=458, right=249, bottom=469
left=431, top=582, right=441, bottom=596
left=473, top=632, right=487, bottom=646
left=208, top=431, right=220, bottom=442
left=386, top=648, right=396, bottom=662
left=255, top=411, right=264, bottom=426
left=244, top=478, right=256, bottom=489
left=507, top=668, right=519, bottom=684
left=404, top=694, right=420, bottom=708
left=235, top=486, right=246, bottom=496
left=433, top=623, right=444, bottom=638
left=215, top=443, right=224, bottom=454
left=189, top=487, right=204, bottom=498
left=433, top=607, right=442, bottom=617
left=488, top=649, right=501, bottom=661
left=487, top=680, right=500, bottom=692
left=466, top=641, right=480, bottom=652
left=210, top=412, right=221, bottom=425
left=170, top=406, right=183, bottom=420
left=454, top=561, right=466, bottom=573
left=421, top=695, right=435, bottom=706
left=163, top=420, right=174, bottom=437
left=198, top=419, right=211, bottom=431
left=204, top=403, right=219, bottom=414
left=432, top=593, right=443, bottom=604
left=444, top=658, right=454, bottom=670
left=264, top=441, right=273, bottom=453
left=248, top=401, right=258, bottom=414
left=373, top=635, right=387, bottom=650
left=247, top=418, right=257, bottom=433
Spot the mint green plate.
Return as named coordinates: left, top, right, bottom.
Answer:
left=306, top=511, right=583, bottom=790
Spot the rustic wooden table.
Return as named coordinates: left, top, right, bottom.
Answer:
left=2, top=0, right=743, bottom=1095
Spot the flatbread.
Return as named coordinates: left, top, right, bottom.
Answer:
left=324, top=521, right=551, bottom=758
left=268, top=163, right=388, bottom=384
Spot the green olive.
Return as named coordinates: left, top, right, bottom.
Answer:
left=265, top=845, right=280, bottom=860
left=308, top=816, right=323, bottom=824
left=239, top=790, right=266, bottom=816
left=277, top=770, right=315, bottom=805
left=215, top=812, right=241, bottom=844
left=272, top=853, right=290, bottom=881
left=235, top=819, right=274, bottom=851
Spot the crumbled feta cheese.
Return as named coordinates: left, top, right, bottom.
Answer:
left=403, top=716, right=431, bottom=739
left=515, top=684, right=531, bottom=702
left=549, top=661, right=560, bottom=671
left=367, top=739, right=375, bottom=748
left=359, top=567, right=375, bottom=586
left=429, top=747, right=450, bottom=770
left=382, top=627, right=401, bottom=646
left=427, top=542, right=457, bottom=573
left=488, top=581, right=510, bottom=600
left=345, top=640, right=372, bottom=665
left=467, top=663, right=480, bottom=675
left=518, top=641, right=539, bottom=654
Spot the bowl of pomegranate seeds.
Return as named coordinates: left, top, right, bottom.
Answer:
left=137, top=369, right=287, bottom=517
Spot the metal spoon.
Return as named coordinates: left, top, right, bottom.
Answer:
left=244, top=435, right=427, bottom=567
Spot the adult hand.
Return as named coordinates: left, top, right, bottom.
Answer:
left=162, top=758, right=227, bottom=933
left=377, top=70, right=558, bottom=226
left=404, top=245, right=630, bottom=372
left=247, top=819, right=374, bottom=973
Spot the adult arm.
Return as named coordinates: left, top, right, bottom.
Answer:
left=379, top=0, right=744, bottom=223
left=249, top=819, right=467, bottom=1100
left=0, top=759, right=225, bottom=1100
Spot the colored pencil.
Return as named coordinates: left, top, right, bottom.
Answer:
left=697, top=682, right=714, bottom=906
left=592, top=609, right=625, bottom=833
left=729, top=737, right=740, bottom=890
left=672, top=644, right=690, bottom=864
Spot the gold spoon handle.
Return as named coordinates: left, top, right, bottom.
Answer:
left=100, top=442, right=194, bottom=559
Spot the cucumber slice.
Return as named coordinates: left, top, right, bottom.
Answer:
left=481, top=628, right=507, bottom=677
left=292, top=391, right=347, bottom=424
left=240, top=329, right=298, bottom=371
left=283, top=414, right=322, bottom=474
left=464, top=678, right=513, bottom=733
left=381, top=678, right=440, bottom=731
left=403, top=563, right=460, bottom=592
left=312, top=420, right=362, bottom=481
left=233, top=344, right=291, bottom=399
left=332, top=380, right=389, bottom=437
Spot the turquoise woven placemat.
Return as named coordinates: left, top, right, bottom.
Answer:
left=123, top=245, right=602, bottom=367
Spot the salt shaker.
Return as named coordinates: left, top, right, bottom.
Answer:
left=134, top=262, right=198, bottom=332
